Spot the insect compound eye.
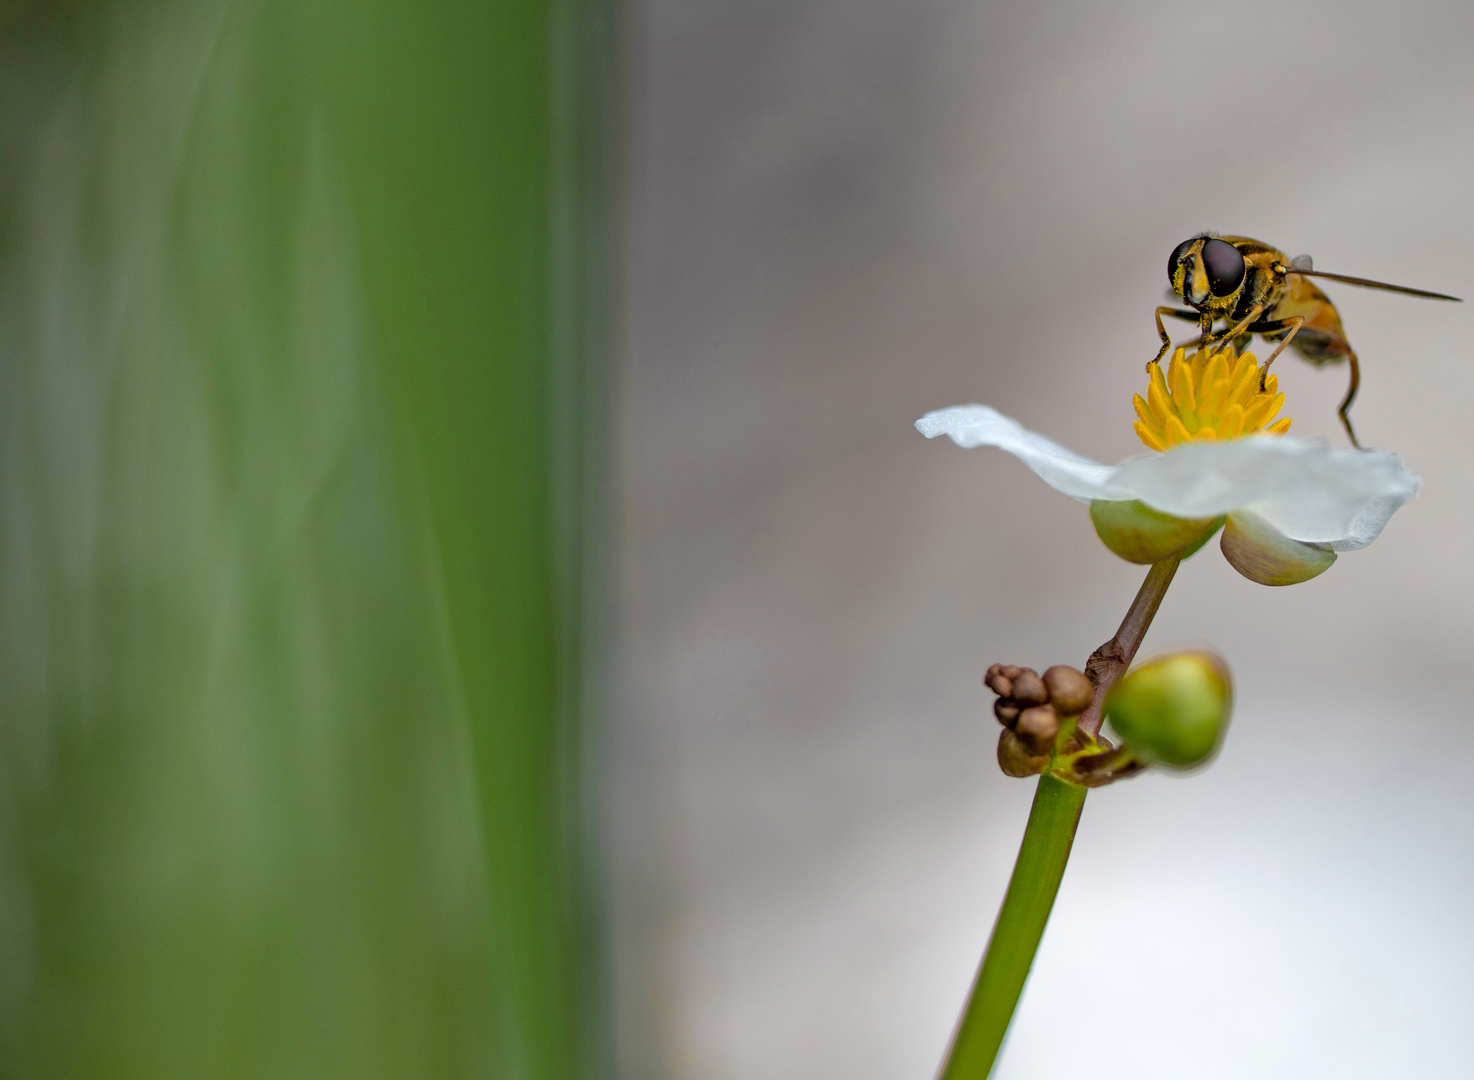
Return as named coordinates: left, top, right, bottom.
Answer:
left=1201, top=238, right=1246, bottom=297
left=1167, top=238, right=1196, bottom=285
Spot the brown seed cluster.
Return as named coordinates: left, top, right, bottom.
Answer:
left=985, top=663, right=1095, bottom=777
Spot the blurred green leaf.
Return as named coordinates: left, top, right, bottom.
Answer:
left=0, top=0, right=609, bottom=1076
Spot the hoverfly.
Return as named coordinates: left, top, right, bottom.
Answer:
left=1157, top=234, right=1460, bottom=446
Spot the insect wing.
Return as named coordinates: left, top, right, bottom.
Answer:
left=1292, top=268, right=1461, bottom=301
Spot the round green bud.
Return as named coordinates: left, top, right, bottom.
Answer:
left=1104, top=651, right=1232, bottom=768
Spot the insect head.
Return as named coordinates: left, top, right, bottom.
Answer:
left=1169, top=236, right=1245, bottom=308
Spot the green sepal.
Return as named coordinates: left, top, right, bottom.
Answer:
left=1220, top=511, right=1335, bottom=586
left=1089, top=500, right=1222, bottom=565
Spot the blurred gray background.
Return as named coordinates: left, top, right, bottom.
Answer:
left=612, top=2, right=1474, bottom=1076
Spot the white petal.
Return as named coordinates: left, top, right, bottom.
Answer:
left=914, top=405, right=1119, bottom=501
left=1109, top=438, right=1417, bottom=551
left=915, top=405, right=1419, bottom=551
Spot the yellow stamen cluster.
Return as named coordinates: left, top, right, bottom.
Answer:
left=1134, top=346, right=1292, bottom=452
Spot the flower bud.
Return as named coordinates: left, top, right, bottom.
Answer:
left=1042, top=665, right=1093, bottom=716
left=1104, top=651, right=1232, bottom=768
left=1014, top=704, right=1060, bottom=754
left=1089, top=499, right=1222, bottom=565
left=993, top=699, right=1020, bottom=725
left=998, top=728, right=1050, bottom=777
left=984, top=663, right=1019, bottom=697
left=1009, top=668, right=1049, bottom=707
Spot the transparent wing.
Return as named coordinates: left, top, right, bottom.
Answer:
left=1292, top=268, right=1461, bottom=301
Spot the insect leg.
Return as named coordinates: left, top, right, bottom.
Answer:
left=1338, top=348, right=1362, bottom=449
left=1209, top=303, right=1266, bottom=349
left=1193, top=304, right=1266, bottom=356
left=1253, top=315, right=1305, bottom=376
left=1251, top=319, right=1363, bottom=448
left=1151, top=306, right=1200, bottom=369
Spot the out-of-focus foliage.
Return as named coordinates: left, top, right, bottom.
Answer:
left=0, top=0, right=610, bottom=1077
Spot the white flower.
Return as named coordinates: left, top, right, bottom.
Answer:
left=915, top=401, right=1419, bottom=585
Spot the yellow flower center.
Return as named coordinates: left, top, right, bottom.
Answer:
left=1133, top=345, right=1292, bottom=452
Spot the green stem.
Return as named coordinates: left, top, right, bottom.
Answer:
left=938, top=555, right=1181, bottom=1079
left=939, top=774, right=1086, bottom=1079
